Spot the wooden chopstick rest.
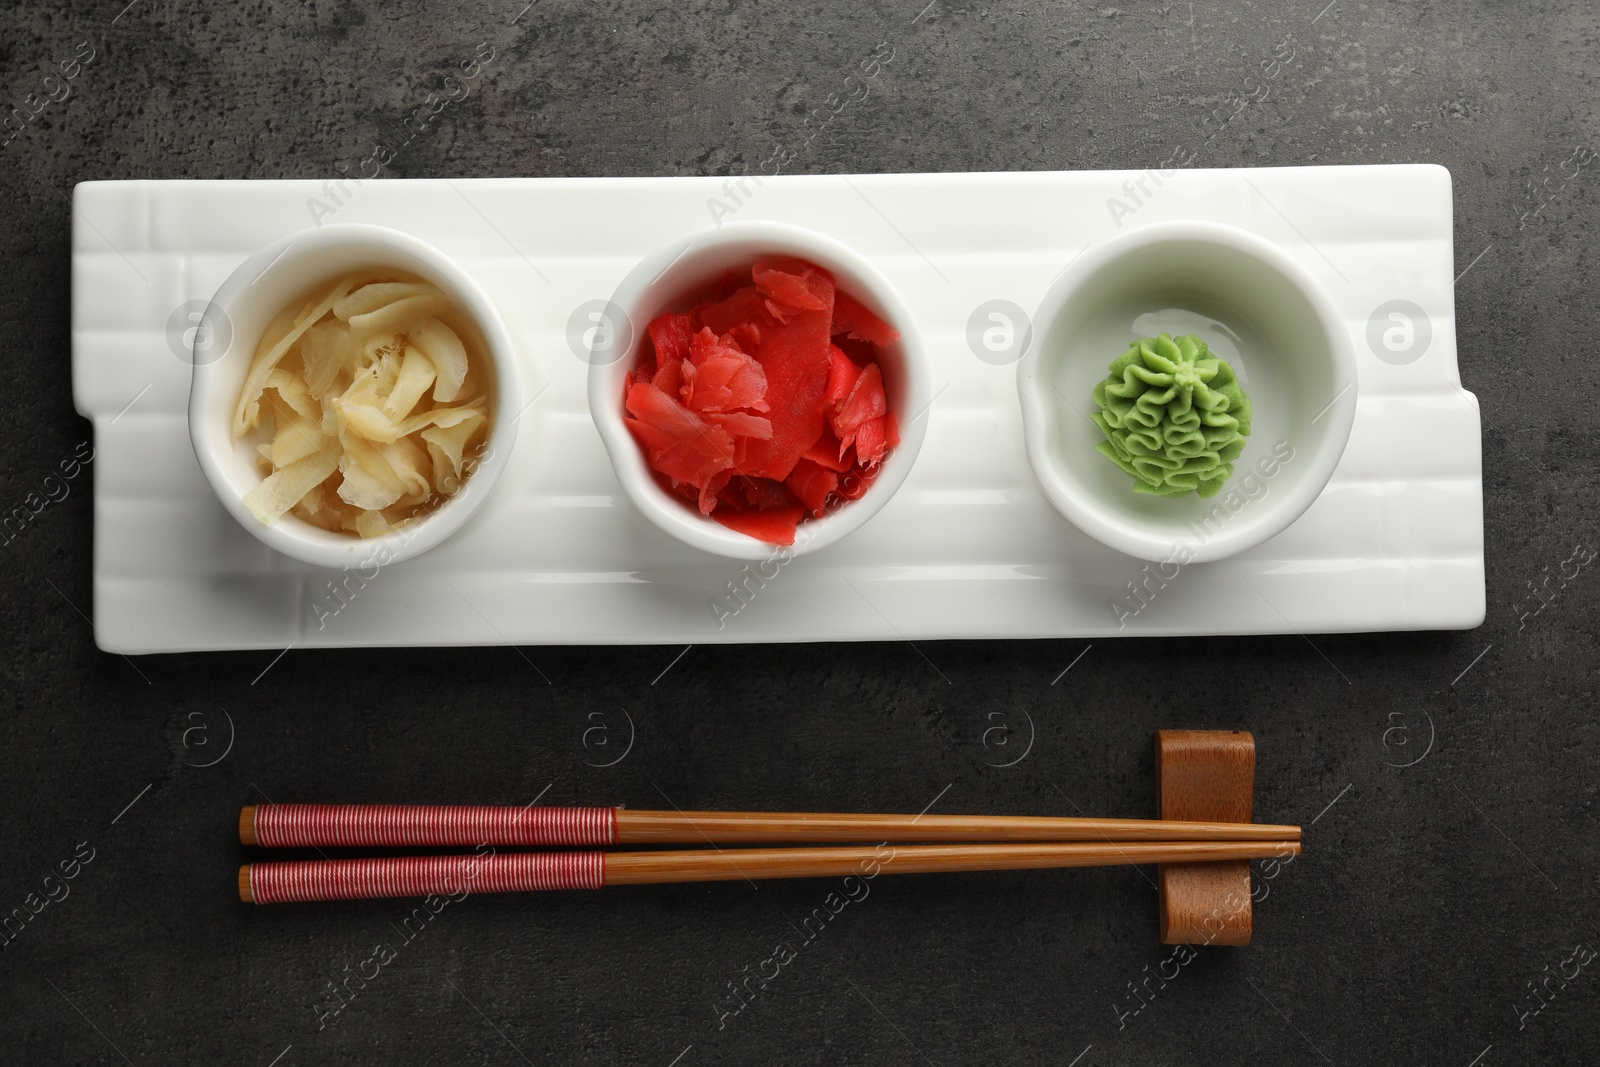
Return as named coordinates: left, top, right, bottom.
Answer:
left=1157, top=729, right=1267, bottom=946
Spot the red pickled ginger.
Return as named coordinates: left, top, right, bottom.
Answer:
left=624, top=258, right=902, bottom=546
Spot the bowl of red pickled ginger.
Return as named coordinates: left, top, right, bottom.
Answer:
left=588, top=221, right=929, bottom=559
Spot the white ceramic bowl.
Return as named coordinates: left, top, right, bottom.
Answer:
left=189, top=223, right=520, bottom=568
left=588, top=220, right=929, bottom=560
left=1018, top=221, right=1356, bottom=563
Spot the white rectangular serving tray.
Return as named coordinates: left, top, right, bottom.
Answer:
left=71, top=166, right=1484, bottom=652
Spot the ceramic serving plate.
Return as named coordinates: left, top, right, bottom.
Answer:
left=70, top=166, right=1483, bottom=652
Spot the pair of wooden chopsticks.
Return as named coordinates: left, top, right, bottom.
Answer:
left=237, top=804, right=1301, bottom=904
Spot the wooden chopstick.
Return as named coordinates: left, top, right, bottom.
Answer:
left=240, top=840, right=1302, bottom=904
left=239, top=804, right=1301, bottom=848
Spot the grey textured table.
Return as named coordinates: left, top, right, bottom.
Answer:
left=4, top=2, right=1597, bottom=1064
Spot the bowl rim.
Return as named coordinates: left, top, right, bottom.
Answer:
left=188, top=222, right=521, bottom=569
left=587, top=219, right=930, bottom=561
left=1016, top=219, right=1358, bottom=563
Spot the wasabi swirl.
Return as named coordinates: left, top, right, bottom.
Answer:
left=1089, top=333, right=1251, bottom=498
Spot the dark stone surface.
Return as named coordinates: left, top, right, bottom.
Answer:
left=3, top=1, right=1597, bottom=1064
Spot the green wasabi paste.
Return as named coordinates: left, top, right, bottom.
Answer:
left=1089, top=333, right=1252, bottom=498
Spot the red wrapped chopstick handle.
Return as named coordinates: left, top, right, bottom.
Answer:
left=242, top=852, right=606, bottom=904
left=242, top=804, right=617, bottom=848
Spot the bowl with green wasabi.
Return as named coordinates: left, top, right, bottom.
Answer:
left=1018, top=220, right=1356, bottom=563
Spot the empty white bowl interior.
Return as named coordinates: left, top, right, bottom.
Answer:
left=194, top=229, right=512, bottom=563
left=596, top=226, right=925, bottom=558
left=1033, top=235, right=1346, bottom=555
